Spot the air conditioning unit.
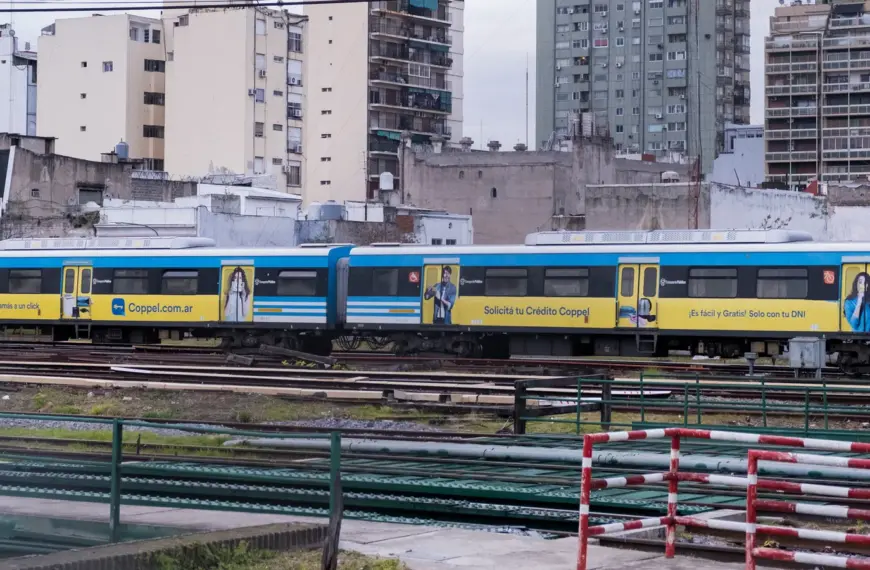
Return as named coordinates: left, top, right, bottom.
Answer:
left=247, top=88, right=256, bottom=96
left=655, top=113, right=663, bottom=119
left=556, top=65, right=563, bottom=71
left=292, top=109, right=302, bottom=118
left=653, top=80, right=659, bottom=84
left=680, top=94, right=686, bottom=99
left=602, top=62, right=608, bottom=68
left=289, top=76, right=299, bottom=85
left=602, top=11, right=607, bottom=17
left=258, top=69, right=267, bottom=78
left=634, top=9, right=641, bottom=14
left=616, top=63, right=623, bottom=68
left=281, top=164, right=290, bottom=173
left=599, top=27, right=608, bottom=34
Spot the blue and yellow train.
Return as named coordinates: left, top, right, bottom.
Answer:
left=4, top=230, right=870, bottom=373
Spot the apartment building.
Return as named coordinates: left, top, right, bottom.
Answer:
left=536, top=0, right=750, bottom=173
left=37, top=14, right=165, bottom=169
left=0, top=24, right=37, bottom=136
left=303, top=0, right=464, bottom=203
left=162, top=6, right=306, bottom=191
left=764, top=0, right=870, bottom=188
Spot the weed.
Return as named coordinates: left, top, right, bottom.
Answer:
left=89, top=403, right=121, bottom=416
left=49, top=405, right=82, bottom=415
left=31, top=393, right=47, bottom=410
left=235, top=411, right=253, bottom=424
left=143, top=410, right=175, bottom=420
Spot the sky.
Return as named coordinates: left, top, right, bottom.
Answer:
left=3, top=0, right=778, bottom=150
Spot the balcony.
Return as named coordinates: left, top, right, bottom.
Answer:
left=824, top=126, right=870, bottom=137
left=288, top=142, right=302, bottom=154
left=766, top=151, right=818, bottom=161
left=823, top=104, right=870, bottom=115
left=370, top=88, right=452, bottom=114
left=766, top=129, right=818, bottom=140
left=823, top=148, right=870, bottom=159
left=288, top=106, right=303, bottom=120
left=766, top=62, right=818, bottom=74
left=766, top=106, right=818, bottom=118
left=369, top=137, right=400, bottom=154
left=369, top=70, right=448, bottom=90
left=765, top=38, right=820, bottom=52
left=370, top=43, right=453, bottom=68
left=369, top=115, right=450, bottom=138
left=765, top=84, right=818, bottom=96
left=824, top=35, right=870, bottom=49
left=370, top=0, right=450, bottom=25
left=772, top=18, right=827, bottom=33
left=823, top=82, right=870, bottom=93
left=370, top=21, right=451, bottom=45
left=831, top=15, right=870, bottom=29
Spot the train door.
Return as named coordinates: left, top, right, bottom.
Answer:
left=841, top=263, right=870, bottom=333
left=61, top=265, right=93, bottom=320
left=220, top=264, right=255, bottom=323
left=616, top=263, right=659, bottom=329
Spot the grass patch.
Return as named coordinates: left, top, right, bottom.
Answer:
left=142, top=410, right=176, bottom=420
left=88, top=403, right=122, bottom=416
left=235, top=549, right=408, bottom=570
left=48, top=405, right=83, bottom=415
left=0, top=426, right=230, bottom=449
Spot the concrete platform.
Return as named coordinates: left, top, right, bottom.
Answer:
left=0, top=498, right=744, bottom=569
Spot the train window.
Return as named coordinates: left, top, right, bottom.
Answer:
left=113, top=269, right=149, bottom=295
left=642, top=267, right=658, bottom=297
left=485, top=268, right=528, bottom=296
left=757, top=268, right=808, bottom=299
left=80, top=269, right=92, bottom=294
left=64, top=268, right=76, bottom=294
left=161, top=270, right=198, bottom=295
left=9, top=270, right=41, bottom=294
left=372, top=268, right=398, bottom=296
left=544, top=268, right=589, bottom=297
left=620, top=267, right=635, bottom=297
left=277, top=270, right=318, bottom=296
left=688, top=268, right=737, bottom=298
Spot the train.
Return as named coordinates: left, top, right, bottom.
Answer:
left=2, top=230, right=870, bottom=373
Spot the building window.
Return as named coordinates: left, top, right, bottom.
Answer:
left=254, top=122, right=264, bottom=137
left=255, top=88, right=265, bottom=102
left=446, top=239, right=457, bottom=245
left=152, top=29, right=161, bottom=44
left=321, top=110, right=332, bottom=115
left=458, top=170, right=464, bottom=179
left=431, top=238, right=443, bottom=245
left=30, top=188, right=39, bottom=198
left=144, top=92, right=165, bottom=106
left=491, top=187, right=497, bottom=198
left=256, top=19, right=266, bottom=35
left=78, top=186, right=103, bottom=205
left=321, top=87, right=332, bottom=92
left=321, top=133, right=332, bottom=138
left=102, top=61, right=113, bottom=72
left=272, top=157, right=283, bottom=165
left=81, top=61, right=87, bottom=67
left=273, top=123, right=283, bottom=131
left=320, top=180, right=331, bottom=185
left=80, top=93, right=86, bottom=99
left=287, top=162, right=301, bottom=186
left=288, top=32, right=303, bottom=53
left=144, top=59, right=165, bottom=73
left=80, top=126, right=86, bottom=131
left=143, top=125, right=164, bottom=138
left=321, top=157, right=331, bottom=162
left=254, top=157, right=265, bottom=174
left=274, top=21, right=284, bottom=29
left=274, top=89, right=283, bottom=96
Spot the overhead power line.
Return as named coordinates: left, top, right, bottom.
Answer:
left=3, top=0, right=375, bottom=12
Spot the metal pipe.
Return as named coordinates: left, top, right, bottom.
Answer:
left=225, top=437, right=870, bottom=481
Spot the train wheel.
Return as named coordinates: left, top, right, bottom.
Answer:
left=838, top=353, right=862, bottom=377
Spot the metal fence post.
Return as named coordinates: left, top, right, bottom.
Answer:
left=514, top=381, right=527, bottom=435
left=109, top=419, right=123, bottom=543
left=329, top=431, right=342, bottom=519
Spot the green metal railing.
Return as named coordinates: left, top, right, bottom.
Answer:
left=0, top=413, right=342, bottom=543
left=514, top=373, right=870, bottom=439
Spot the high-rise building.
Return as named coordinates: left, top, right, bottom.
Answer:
left=303, top=0, right=464, bottom=203
left=37, top=14, right=166, bottom=169
left=162, top=5, right=306, bottom=191
left=0, top=24, right=37, bottom=136
left=536, top=0, right=750, bottom=172
left=764, top=0, right=870, bottom=188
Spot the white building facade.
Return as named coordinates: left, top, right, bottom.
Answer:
left=0, top=24, right=37, bottom=136
left=37, top=14, right=166, bottom=168
left=303, top=0, right=464, bottom=203
left=709, top=123, right=765, bottom=188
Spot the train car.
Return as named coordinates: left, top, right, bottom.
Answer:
left=342, top=229, right=870, bottom=371
left=0, top=237, right=350, bottom=352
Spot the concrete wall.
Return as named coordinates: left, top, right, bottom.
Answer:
left=0, top=28, right=34, bottom=136
left=585, top=183, right=712, bottom=231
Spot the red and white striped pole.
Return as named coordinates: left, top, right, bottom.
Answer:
left=665, top=434, right=680, bottom=558
left=577, top=434, right=594, bottom=570
left=746, top=451, right=759, bottom=570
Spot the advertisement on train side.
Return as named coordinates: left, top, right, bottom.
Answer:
left=420, top=264, right=615, bottom=328
left=657, top=299, right=840, bottom=332
left=0, top=295, right=59, bottom=320
left=90, top=296, right=219, bottom=322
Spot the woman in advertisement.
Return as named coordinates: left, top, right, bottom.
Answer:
left=224, top=266, right=252, bottom=322
left=845, top=272, right=870, bottom=333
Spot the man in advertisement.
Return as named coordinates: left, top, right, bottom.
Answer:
left=424, top=265, right=458, bottom=324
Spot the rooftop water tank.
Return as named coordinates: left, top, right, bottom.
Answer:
left=307, top=202, right=322, bottom=220
left=320, top=200, right=344, bottom=220
left=115, top=140, right=129, bottom=160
